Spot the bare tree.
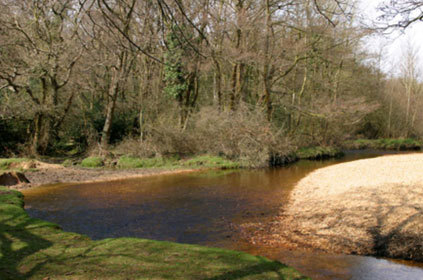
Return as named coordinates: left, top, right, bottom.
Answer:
left=400, top=41, right=422, bottom=137
left=378, top=0, right=423, bottom=29
left=0, top=0, right=85, bottom=154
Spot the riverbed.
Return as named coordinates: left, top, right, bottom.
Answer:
left=22, top=151, right=423, bottom=280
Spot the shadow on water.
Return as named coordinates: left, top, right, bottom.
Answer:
left=22, top=150, right=423, bottom=280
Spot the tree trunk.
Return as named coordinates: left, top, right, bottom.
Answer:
left=230, top=63, right=238, bottom=111
left=32, top=113, right=43, bottom=155
left=100, top=67, right=119, bottom=149
left=213, top=63, right=222, bottom=111
left=262, top=0, right=272, bottom=120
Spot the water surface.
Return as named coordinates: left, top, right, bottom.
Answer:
left=23, top=150, right=423, bottom=280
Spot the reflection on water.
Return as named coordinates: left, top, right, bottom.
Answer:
left=23, top=150, right=423, bottom=280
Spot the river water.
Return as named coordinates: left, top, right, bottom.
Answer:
left=23, top=151, right=423, bottom=279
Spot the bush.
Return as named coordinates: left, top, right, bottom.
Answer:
left=81, top=157, right=104, bottom=168
left=191, top=106, right=292, bottom=167
left=113, top=106, right=293, bottom=168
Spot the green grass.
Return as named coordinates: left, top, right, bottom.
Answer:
left=0, top=158, right=29, bottom=170
left=80, top=157, right=104, bottom=168
left=117, top=155, right=179, bottom=169
left=296, top=146, right=344, bottom=160
left=181, top=155, right=241, bottom=169
left=345, top=138, right=422, bottom=151
left=0, top=187, right=309, bottom=280
left=61, top=159, right=74, bottom=167
left=116, top=155, right=240, bottom=170
left=0, top=158, right=38, bottom=175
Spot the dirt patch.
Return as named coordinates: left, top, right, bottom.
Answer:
left=247, top=153, right=423, bottom=261
left=0, top=172, right=30, bottom=186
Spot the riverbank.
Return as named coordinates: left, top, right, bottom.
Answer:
left=251, top=153, right=423, bottom=261
left=343, top=138, right=422, bottom=151
left=0, top=156, right=240, bottom=190
left=2, top=140, right=418, bottom=190
left=0, top=148, right=340, bottom=190
left=0, top=187, right=308, bottom=280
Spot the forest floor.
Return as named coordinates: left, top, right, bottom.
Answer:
left=0, top=187, right=309, bottom=280
left=248, top=153, right=423, bottom=261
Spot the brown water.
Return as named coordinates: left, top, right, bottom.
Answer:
left=23, top=151, right=423, bottom=280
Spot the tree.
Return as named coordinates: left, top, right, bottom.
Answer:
left=378, top=0, right=423, bottom=29
left=0, top=0, right=84, bottom=154
left=89, top=0, right=138, bottom=149
left=399, top=41, right=422, bottom=136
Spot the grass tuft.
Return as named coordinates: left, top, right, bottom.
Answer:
left=80, top=157, right=104, bottom=168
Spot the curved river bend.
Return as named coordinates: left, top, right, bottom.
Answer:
left=23, top=151, right=423, bottom=280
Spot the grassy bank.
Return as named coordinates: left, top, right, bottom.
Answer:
left=0, top=158, right=38, bottom=175
left=344, top=138, right=422, bottom=151
left=79, top=155, right=242, bottom=169
left=0, top=187, right=308, bottom=280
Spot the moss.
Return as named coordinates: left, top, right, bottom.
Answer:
left=80, top=157, right=104, bottom=168
left=296, top=146, right=344, bottom=160
left=0, top=187, right=308, bottom=280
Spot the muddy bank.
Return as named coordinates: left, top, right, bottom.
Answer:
left=250, top=153, right=423, bottom=261
left=6, top=161, right=197, bottom=190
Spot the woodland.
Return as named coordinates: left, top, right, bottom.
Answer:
left=0, top=0, right=422, bottom=166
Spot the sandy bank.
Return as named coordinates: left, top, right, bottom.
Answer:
left=253, top=153, right=423, bottom=261
left=8, top=161, right=199, bottom=190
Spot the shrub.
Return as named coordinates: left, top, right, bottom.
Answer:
left=191, top=106, right=292, bottom=167
left=113, top=106, right=293, bottom=168
left=81, top=157, right=104, bottom=168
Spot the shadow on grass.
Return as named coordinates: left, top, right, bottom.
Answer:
left=204, top=256, right=308, bottom=280
left=0, top=210, right=53, bottom=280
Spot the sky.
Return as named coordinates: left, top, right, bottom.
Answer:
left=358, top=0, right=423, bottom=76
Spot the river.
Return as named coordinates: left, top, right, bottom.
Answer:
left=22, top=150, right=423, bottom=280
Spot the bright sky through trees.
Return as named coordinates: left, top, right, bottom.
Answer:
left=360, top=0, right=423, bottom=76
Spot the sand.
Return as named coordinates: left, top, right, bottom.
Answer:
left=251, top=153, right=423, bottom=261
